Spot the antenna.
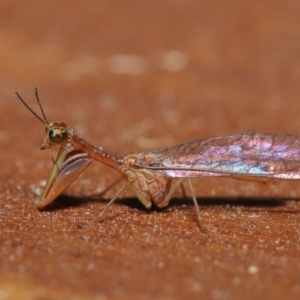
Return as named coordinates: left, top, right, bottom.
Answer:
left=34, top=87, right=49, bottom=124
left=14, top=87, right=48, bottom=124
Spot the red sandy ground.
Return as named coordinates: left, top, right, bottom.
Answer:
left=0, top=1, right=299, bottom=299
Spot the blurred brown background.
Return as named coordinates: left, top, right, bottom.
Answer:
left=0, top=1, right=299, bottom=299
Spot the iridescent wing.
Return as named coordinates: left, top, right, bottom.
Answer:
left=133, top=133, right=300, bottom=179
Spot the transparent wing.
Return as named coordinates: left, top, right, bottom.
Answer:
left=133, top=133, right=300, bottom=179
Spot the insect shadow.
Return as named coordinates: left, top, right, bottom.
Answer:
left=38, top=193, right=298, bottom=214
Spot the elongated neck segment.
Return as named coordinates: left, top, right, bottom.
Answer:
left=71, top=129, right=123, bottom=171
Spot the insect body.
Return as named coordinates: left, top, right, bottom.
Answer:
left=15, top=89, right=300, bottom=232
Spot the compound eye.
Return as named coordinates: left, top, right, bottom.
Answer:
left=48, top=127, right=68, bottom=143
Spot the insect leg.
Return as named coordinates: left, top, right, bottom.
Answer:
left=128, top=184, right=152, bottom=208
left=159, top=178, right=184, bottom=207
left=180, top=182, right=187, bottom=198
left=187, top=177, right=206, bottom=233
left=98, top=181, right=128, bottom=218
left=159, top=178, right=206, bottom=232
left=164, top=179, right=187, bottom=199
left=78, top=181, right=129, bottom=228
